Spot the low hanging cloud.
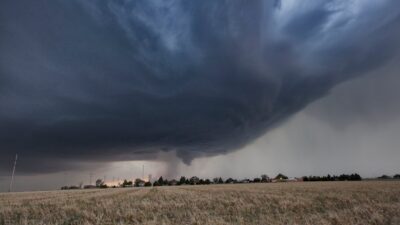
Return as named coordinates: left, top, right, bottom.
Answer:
left=1, top=0, right=400, bottom=174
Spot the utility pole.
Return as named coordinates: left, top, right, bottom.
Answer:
left=9, top=154, right=18, bottom=192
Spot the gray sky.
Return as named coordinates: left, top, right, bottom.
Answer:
left=1, top=0, right=400, bottom=191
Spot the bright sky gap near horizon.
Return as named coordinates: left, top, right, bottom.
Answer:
left=1, top=0, right=400, bottom=191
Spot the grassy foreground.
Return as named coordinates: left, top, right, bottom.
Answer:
left=0, top=181, right=399, bottom=225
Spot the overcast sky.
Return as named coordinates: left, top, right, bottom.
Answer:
left=1, top=0, right=400, bottom=191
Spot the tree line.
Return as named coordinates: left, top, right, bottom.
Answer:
left=377, top=174, right=400, bottom=179
left=60, top=172, right=384, bottom=190
left=302, top=173, right=362, bottom=181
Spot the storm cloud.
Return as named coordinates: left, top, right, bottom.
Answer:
left=1, top=0, right=400, bottom=174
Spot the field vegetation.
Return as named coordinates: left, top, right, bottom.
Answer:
left=1, top=181, right=399, bottom=225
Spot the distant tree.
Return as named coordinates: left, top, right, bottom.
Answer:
left=218, top=177, right=224, bottom=184
left=134, top=178, right=145, bottom=187
left=185, top=178, right=190, bottom=185
left=122, top=179, right=133, bottom=187
left=213, top=178, right=219, bottom=184
left=394, top=174, right=400, bottom=179
left=350, top=173, right=362, bottom=181
left=157, top=176, right=164, bottom=186
left=122, top=179, right=127, bottom=186
left=95, top=179, right=104, bottom=187
left=378, top=175, right=391, bottom=179
left=274, top=174, right=288, bottom=180
left=163, top=179, right=169, bottom=186
left=179, top=176, right=187, bottom=185
left=190, top=176, right=200, bottom=185
left=253, top=178, right=261, bottom=183
left=225, top=178, right=235, bottom=184
left=205, top=179, right=211, bottom=185
left=153, top=181, right=160, bottom=186
left=261, top=174, right=270, bottom=182
left=144, top=181, right=152, bottom=187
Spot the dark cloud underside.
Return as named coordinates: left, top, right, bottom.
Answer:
left=1, top=0, right=400, bottom=173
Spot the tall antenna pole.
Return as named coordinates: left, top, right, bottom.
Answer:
left=9, top=154, right=18, bottom=192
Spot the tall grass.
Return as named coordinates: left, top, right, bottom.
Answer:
left=0, top=181, right=399, bottom=225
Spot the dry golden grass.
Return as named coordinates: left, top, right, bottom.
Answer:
left=1, top=181, right=399, bottom=225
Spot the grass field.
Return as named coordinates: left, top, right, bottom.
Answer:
left=1, top=181, right=399, bottom=225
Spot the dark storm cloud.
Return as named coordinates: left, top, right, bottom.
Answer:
left=1, top=0, right=400, bottom=173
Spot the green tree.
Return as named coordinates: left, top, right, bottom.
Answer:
left=225, top=178, right=235, bottom=184
left=121, top=179, right=133, bottom=187
left=275, top=173, right=288, bottom=180
left=157, top=176, right=164, bottom=186
left=179, top=176, right=186, bottom=185
left=95, top=179, right=104, bottom=187
left=261, top=174, right=270, bottom=182
left=253, top=178, right=261, bottom=183
left=378, top=175, right=391, bottom=179
left=134, top=178, right=145, bottom=187
left=189, top=176, right=199, bottom=185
